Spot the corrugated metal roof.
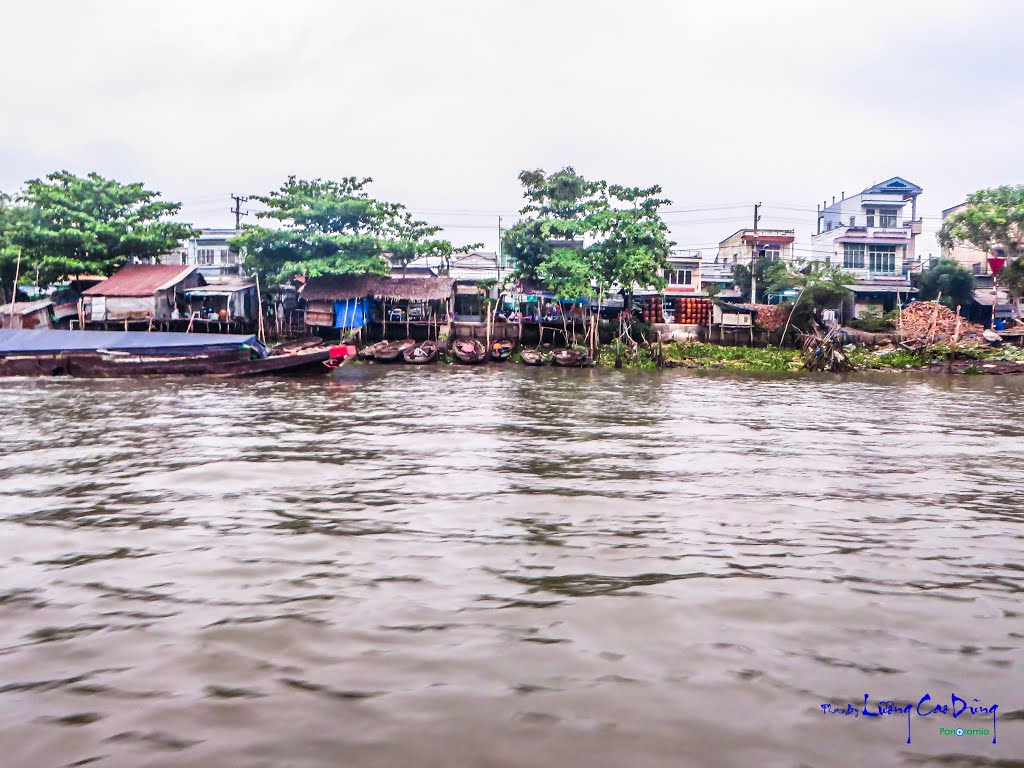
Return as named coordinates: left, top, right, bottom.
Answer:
left=843, top=284, right=917, bottom=294
left=0, top=299, right=53, bottom=315
left=83, top=265, right=200, bottom=297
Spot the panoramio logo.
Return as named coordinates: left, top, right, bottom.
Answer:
left=940, top=727, right=991, bottom=737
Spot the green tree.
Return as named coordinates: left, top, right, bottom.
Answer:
left=732, top=256, right=786, bottom=303
left=996, top=258, right=1024, bottom=304
left=777, top=264, right=853, bottom=340
left=232, top=176, right=478, bottom=285
left=503, top=168, right=673, bottom=307
left=0, top=193, right=25, bottom=303
left=938, top=185, right=1024, bottom=260
left=8, top=171, right=194, bottom=285
left=503, top=167, right=606, bottom=285
left=913, top=258, right=975, bottom=309
left=589, top=183, right=674, bottom=302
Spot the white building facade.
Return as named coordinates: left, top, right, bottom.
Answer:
left=811, top=177, right=924, bottom=318
left=161, top=228, right=243, bottom=281
left=811, top=177, right=923, bottom=279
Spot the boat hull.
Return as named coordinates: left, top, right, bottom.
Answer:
left=452, top=339, right=486, bottom=364
left=0, top=347, right=334, bottom=378
left=403, top=341, right=439, bottom=364
left=552, top=350, right=591, bottom=367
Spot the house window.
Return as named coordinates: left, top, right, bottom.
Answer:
left=227, top=251, right=238, bottom=265
left=757, top=243, right=781, bottom=261
left=220, top=249, right=228, bottom=264
left=878, top=208, right=898, bottom=227
left=664, top=268, right=692, bottom=285
left=454, top=293, right=482, bottom=317
left=866, top=209, right=875, bottom=227
left=180, top=252, right=188, bottom=265
left=197, top=249, right=214, bottom=265
left=868, top=244, right=897, bottom=273
left=843, top=244, right=866, bottom=269
left=849, top=216, right=856, bottom=227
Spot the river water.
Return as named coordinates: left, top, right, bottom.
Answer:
left=0, top=367, right=1021, bottom=767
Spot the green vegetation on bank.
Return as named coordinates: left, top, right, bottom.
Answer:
left=359, top=340, right=1024, bottom=374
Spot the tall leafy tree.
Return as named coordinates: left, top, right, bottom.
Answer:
left=589, top=184, right=674, bottom=303
left=938, top=185, right=1024, bottom=260
left=995, top=258, right=1024, bottom=304
left=503, top=168, right=673, bottom=305
left=0, top=193, right=26, bottom=303
left=503, top=167, right=606, bottom=287
left=913, top=258, right=975, bottom=309
left=231, top=176, right=477, bottom=284
left=8, top=171, right=194, bottom=285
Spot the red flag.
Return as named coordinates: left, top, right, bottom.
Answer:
left=989, top=257, right=1006, bottom=276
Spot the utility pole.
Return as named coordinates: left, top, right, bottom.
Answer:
left=230, top=194, right=249, bottom=230
left=751, top=202, right=761, bottom=303
left=497, top=215, right=502, bottom=281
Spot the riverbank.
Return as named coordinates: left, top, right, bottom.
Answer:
left=353, top=340, right=1024, bottom=375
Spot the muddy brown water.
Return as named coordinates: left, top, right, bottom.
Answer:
left=0, top=367, right=1021, bottom=767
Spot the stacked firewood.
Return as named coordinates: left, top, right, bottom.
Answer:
left=897, top=301, right=983, bottom=347
left=739, top=304, right=787, bottom=332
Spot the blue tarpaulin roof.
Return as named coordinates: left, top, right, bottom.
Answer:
left=334, top=299, right=368, bottom=329
left=0, top=329, right=263, bottom=355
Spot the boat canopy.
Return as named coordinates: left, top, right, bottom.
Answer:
left=0, top=329, right=268, bottom=357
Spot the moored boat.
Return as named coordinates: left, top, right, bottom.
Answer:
left=403, top=339, right=439, bottom=364
left=520, top=349, right=549, bottom=366
left=0, top=329, right=352, bottom=378
left=358, top=341, right=389, bottom=359
left=373, top=338, right=416, bottom=362
left=552, top=348, right=591, bottom=367
left=489, top=339, right=514, bottom=361
left=452, top=337, right=486, bottom=364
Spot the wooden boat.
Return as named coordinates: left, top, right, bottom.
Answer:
left=0, top=329, right=352, bottom=378
left=489, top=339, right=514, bottom=361
left=373, top=338, right=416, bottom=362
left=520, top=349, right=549, bottom=366
left=983, top=329, right=1003, bottom=346
left=452, top=337, right=486, bottom=364
left=552, top=348, right=592, bottom=367
left=358, top=341, right=389, bottom=359
left=403, top=339, right=439, bottom=364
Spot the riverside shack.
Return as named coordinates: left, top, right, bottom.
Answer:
left=301, top=275, right=455, bottom=339
left=0, top=299, right=53, bottom=330
left=82, top=264, right=204, bottom=326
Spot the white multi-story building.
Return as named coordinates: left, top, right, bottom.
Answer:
left=811, top=177, right=923, bottom=318
left=812, top=177, right=923, bottom=279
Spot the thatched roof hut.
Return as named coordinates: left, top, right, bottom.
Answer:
left=301, top=275, right=455, bottom=302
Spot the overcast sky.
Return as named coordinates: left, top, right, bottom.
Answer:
left=3, top=0, right=1022, bottom=260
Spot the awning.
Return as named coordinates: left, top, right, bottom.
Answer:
left=843, top=284, right=916, bottom=294
left=836, top=236, right=910, bottom=244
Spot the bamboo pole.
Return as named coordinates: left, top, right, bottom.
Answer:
left=255, top=275, right=265, bottom=343
left=778, top=283, right=808, bottom=348
left=485, top=296, right=492, bottom=354
left=8, top=249, right=21, bottom=328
